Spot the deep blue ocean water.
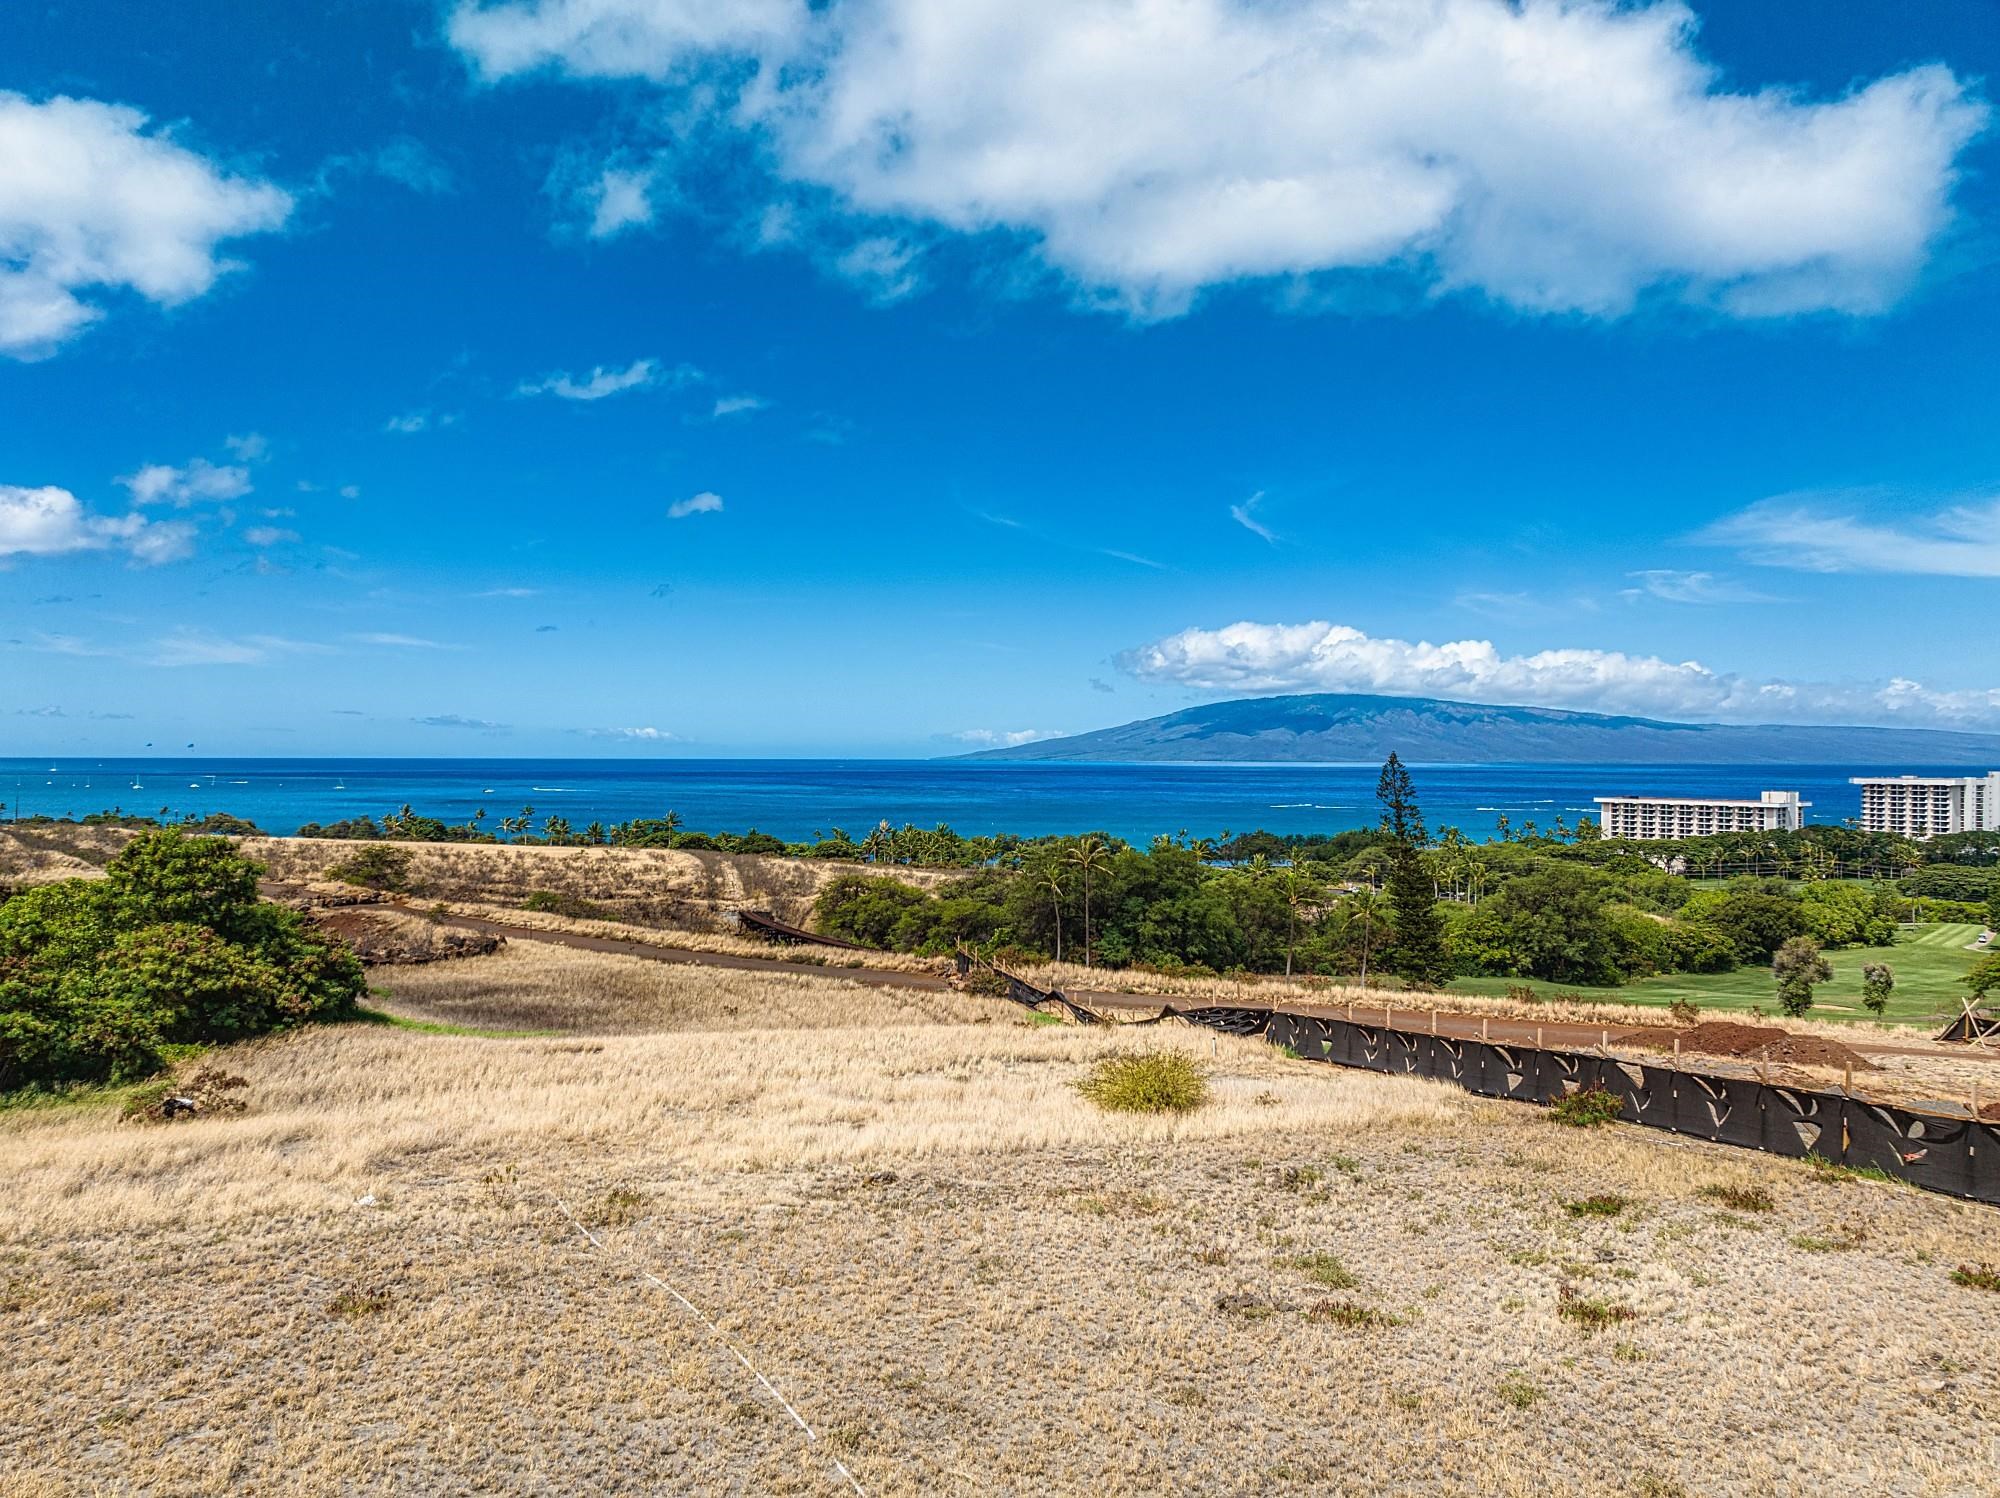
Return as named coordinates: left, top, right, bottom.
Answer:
left=1, top=758, right=1983, bottom=843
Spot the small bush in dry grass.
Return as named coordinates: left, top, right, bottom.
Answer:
left=1284, top=1252, right=1359, bottom=1288
left=1303, top=1299, right=1393, bottom=1330
left=1074, top=1051, right=1208, bottom=1115
left=1562, top=1193, right=1631, bottom=1219
left=327, top=845, right=415, bottom=893
left=1700, top=1183, right=1775, bottom=1213
left=1548, top=1084, right=1623, bottom=1129
left=1557, top=1286, right=1636, bottom=1333
left=1496, top=1370, right=1541, bottom=1409
left=327, top=1287, right=391, bottom=1319
left=1193, top=1245, right=1230, bottom=1266
left=1668, top=996, right=1701, bottom=1026
left=1505, top=984, right=1540, bottom=1005
left=596, top=1187, right=647, bottom=1227
left=1949, top=1263, right=2000, bottom=1292
left=522, top=890, right=615, bottom=921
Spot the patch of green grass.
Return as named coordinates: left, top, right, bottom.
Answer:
left=1562, top=1192, right=1632, bottom=1219
left=1303, top=1299, right=1397, bottom=1330
left=348, top=1005, right=556, bottom=1039
left=1700, top=1183, right=1776, bottom=1213
left=1948, top=1263, right=1999, bottom=1292
left=1557, top=1287, right=1636, bottom=1332
left=1804, top=1154, right=1906, bottom=1187
left=327, top=1288, right=391, bottom=1319
left=1074, top=1050, right=1209, bottom=1114
left=1451, top=922, right=1983, bottom=1026
left=1789, top=1232, right=1859, bottom=1253
left=1283, top=1252, right=1360, bottom=1288
left=1023, top=1011, right=1065, bottom=1028
left=1496, top=1371, right=1542, bottom=1409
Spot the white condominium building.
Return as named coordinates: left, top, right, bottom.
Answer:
left=1849, top=773, right=2000, bottom=839
left=1593, top=789, right=1808, bottom=840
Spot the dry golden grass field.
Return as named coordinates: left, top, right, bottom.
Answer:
left=6, top=939, right=2000, bottom=1497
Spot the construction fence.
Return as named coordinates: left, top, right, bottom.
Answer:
left=953, top=954, right=1999, bottom=1207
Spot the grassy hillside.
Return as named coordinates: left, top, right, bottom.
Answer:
left=1452, top=923, right=1986, bottom=1025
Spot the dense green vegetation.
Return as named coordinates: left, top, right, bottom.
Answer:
left=0, top=831, right=365, bottom=1091
left=18, top=772, right=2000, bottom=1020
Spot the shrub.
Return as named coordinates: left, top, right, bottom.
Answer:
left=1667, top=996, right=1700, bottom=1027
left=1772, top=935, right=1833, bottom=1018
left=1496, top=1371, right=1541, bottom=1409
left=327, top=844, right=416, bottom=893
left=521, top=890, right=615, bottom=921
left=0, top=831, right=365, bottom=1091
left=1548, top=1083, right=1623, bottom=1129
left=1949, top=1263, right=2000, bottom=1292
left=1860, top=963, right=1894, bottom=1017
left=1074, top=1051, right=1209, bottom=1114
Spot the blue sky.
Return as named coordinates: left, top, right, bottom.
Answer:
left=3, top=0, right=1998, bottom=756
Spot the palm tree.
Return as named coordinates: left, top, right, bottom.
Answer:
left=658, top=809, right=683, bottom=848
left=1040, top=865, right=1068, bottom=963
left=1346, top=887, right=1385, bottom=990
left=1279, top=868, right=1323, bottom=978
left=1065, top=835, right=1113, bottom=968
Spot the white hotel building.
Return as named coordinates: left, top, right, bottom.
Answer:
left=1849, top=773, right=2000, bottom=839
left=1592, top=790, right=1808, bottom=841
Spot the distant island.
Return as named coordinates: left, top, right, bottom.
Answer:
left=958, top=693, right=2000, bottom=765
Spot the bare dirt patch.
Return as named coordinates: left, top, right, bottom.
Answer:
left=1620, top=1020, right=1876, bottom=1073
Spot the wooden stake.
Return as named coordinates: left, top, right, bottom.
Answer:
left=1481, top=1016, right=1489, bottom=1041
left=1384, top=1002, right=1392, bottom=1030
left=1843, top=1063, right=1852, bottom=1099
left=1536, top=1025, right=1544, bottom=1050
left=1673, top=1036, right=1681, bottom=1071
left=1430, top=1009, right=1438, bottom=1036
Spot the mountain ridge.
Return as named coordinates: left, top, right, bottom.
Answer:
left=958, top=693, right=2000, bottom=765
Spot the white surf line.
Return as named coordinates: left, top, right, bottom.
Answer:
left=552, top=1197, right=867, bottom=1496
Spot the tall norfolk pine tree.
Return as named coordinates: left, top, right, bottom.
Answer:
left=1376, top=752, right=1453, bottom=990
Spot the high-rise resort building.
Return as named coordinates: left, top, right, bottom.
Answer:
left=1849, top=773, right=2000, bottom=839
left=1593, top=789, right=1808, bottom=841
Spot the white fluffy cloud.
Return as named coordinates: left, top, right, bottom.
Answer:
left=0, top=483, right=193, bottom=565
left=951, top=727, right=1059, bottom=747
left=1701, top=493, right=2000, bottom=577
left=1119, top=619, right=2000, bottom=727
left=517, top=356, right=666, bottom=400
left=0, top=93, right=291, bottom=357
left=581, top=725, right=679, bottom=741
left=667, top=490, right=723, bottom=519
left=119, top=456, right=252, bottom=506
left=449, top=0, right=1985, bottom=319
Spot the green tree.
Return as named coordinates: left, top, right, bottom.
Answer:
left=1377, top=754, right=1451, bottom=989
left=1066, top=835, right=1115, bottom=968
left=1965, top=952, right=2000, bottom=1004
left=1860, top=961, right=1894, bottom=1017
left=1771, top=935, right=1833, bottom=1018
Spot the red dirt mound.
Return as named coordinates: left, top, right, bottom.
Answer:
left=1618, top=1020, right=1875, bottom=1073
left=313, top=908, right=505, bottom=965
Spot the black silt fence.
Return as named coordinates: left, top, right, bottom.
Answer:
left=1160, top=1008, right=2000, bottom=1207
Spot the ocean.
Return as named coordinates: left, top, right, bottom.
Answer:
left=0, top=758, right=1975, bottom=844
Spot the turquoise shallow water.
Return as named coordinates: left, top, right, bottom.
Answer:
left=0, top=758, right=1971, bottom=843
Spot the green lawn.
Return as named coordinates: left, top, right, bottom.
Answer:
left=1449, top=923, right=1989, bottom=1028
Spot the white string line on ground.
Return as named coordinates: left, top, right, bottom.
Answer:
left=552, top=1197, right=867, bottom=1497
